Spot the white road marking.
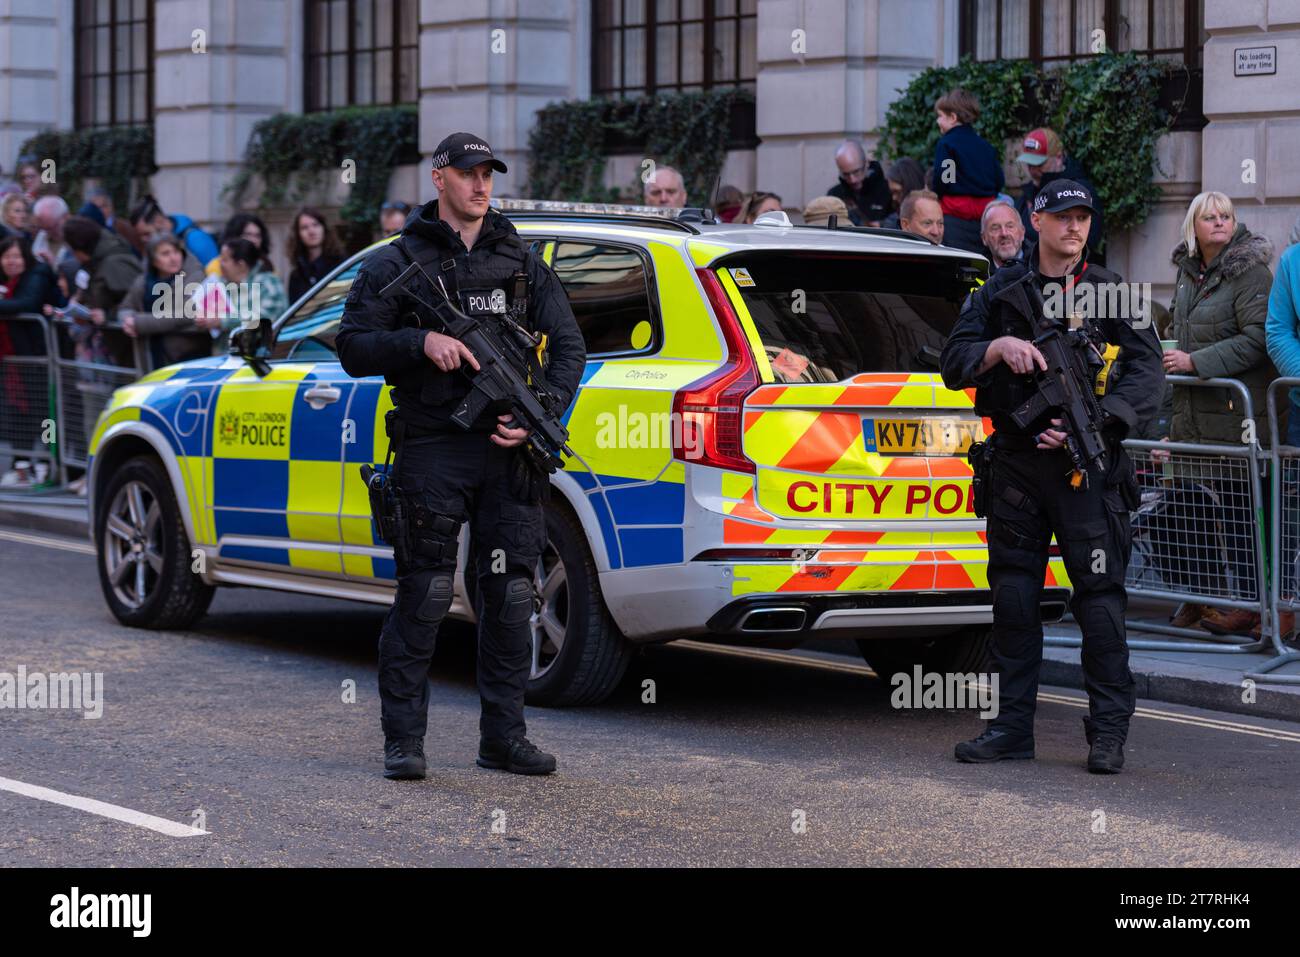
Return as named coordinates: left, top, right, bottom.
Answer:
left=0, top=528, right=94, bottom=555
left=671, top=640, right=1300, bottom=743
left=0, top=775, right=209, bottom=837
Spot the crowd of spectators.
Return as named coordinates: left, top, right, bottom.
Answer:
left=0, top=158, right=391, bottom=489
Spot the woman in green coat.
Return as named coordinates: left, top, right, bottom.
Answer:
left=1160, top=191, right=1277, bottom=636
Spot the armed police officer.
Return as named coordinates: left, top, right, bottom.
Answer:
left=940, top=180, right=1162, bottom=774
left=336, top=133, right=585, bottom=780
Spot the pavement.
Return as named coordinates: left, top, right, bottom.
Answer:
left=0, top=488, right=88, bottom=540
left=4, top=484, right=1299, bottom=724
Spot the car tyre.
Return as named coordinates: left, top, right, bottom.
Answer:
left=95, top=455, right=214, bottom=629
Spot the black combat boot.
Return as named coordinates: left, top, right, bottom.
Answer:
left=384, top=737, right=427, bottom=780
left=1087, top=736, right=1125, bottom=773
left=1083, top=719, right=1125, bottom=774
left=477, top=737, right=557, bottom=775
left=954, top=727, right=1035, bottom=763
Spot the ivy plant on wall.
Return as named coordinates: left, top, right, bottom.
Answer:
left=225, top=105, right=420, bottom=230
left=876, top=52, right=1182, bottom=232
left=528, top=88, right=753, bottom=205
left=17, top=126, right=157, bottom=215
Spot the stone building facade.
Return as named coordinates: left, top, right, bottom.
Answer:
left=0, top=0, right=1294, bottom=299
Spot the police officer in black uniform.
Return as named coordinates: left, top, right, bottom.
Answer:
left=940, top=180, right=1163, bottom=774
left=336, top=133, right=585, bottom=780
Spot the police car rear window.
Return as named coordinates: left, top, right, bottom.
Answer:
left=725, top=254, right=973, bottom=382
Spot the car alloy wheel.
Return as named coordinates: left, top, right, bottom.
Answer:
left=530, top=538, right=568, bottom=680
left=102, top=479, right=164, bottom=610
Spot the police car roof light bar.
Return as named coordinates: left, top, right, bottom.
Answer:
left=490, top=198, right=707, bottom=234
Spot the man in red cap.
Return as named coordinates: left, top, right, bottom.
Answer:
left=1014, top=127, right=1106, bottom=264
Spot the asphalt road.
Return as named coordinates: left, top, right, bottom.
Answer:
left=2, top=526, right=1299, bottom=867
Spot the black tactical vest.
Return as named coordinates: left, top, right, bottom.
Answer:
left=392, top=229, right=533, bottom=417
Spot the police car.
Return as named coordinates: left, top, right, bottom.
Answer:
left=88, top=201, right=1070, bottom=705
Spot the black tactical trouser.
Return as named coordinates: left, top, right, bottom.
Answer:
left=378, top=430, right=544, bottom=744
left=985, top=438, right=1136, bottom=741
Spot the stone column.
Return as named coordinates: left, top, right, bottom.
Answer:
left=1200, top=1, right=1300, bottom=261
left=151, top=0, right=299, bottom=237
left=0, top=0, right=75, bottom=178
left=418, top=0, right=586, bottom=199
left=754, top=0, right=954, bottom=212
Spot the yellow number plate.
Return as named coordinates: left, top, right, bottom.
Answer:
left=864, top=417, right=982, bottom=456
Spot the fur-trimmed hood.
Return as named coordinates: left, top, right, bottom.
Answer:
left=1172, top=223, right=1273, bottom=280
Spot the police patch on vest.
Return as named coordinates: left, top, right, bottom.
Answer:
left=463, top=288, right=507, bottom=315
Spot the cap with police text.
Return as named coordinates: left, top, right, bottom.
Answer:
left=1032, top=178, right=1096, bottom=215
left=1016, top=127, right=1060, bottom=166
left=431, top=132, right=508, bottom=173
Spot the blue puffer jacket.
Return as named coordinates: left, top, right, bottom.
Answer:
left=1266, top=242, right=1300, bottom=408
left=168, top=214, right=219, bottom=269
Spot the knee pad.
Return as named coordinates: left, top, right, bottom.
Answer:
left=412, top=572, right=454, bottom=624
left=495, top=576, right=535, bottom=627
left=993, top=581, right=1035, bottom=627
left=1076, top=595, right=1126, bottom=649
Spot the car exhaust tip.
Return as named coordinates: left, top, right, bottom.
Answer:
left=737, top=607, right=808, bottom=633
left=1040, top=601, right=1067, bottom=623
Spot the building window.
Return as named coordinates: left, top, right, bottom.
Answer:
left=304, top=0, right=418, bottom=112
left=74, top=0, right=154, bottom=128
left=593, top=0, right=757, bottom=97
left=959, top=0, right=1203, bottom=66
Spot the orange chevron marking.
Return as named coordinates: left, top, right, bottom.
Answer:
left=928, top=458, right=973, bottom=477
left=813, top=550, right=869, bottom=564
left=880, top=456, right=930, bottom=477
left=744, top=386, right=789, bottom=407
left=833, top=384, right=904, bottom=407
left=890, top=562, right=936, bottom=590
left=822, top=530, right=886, bottom=545
left=723, top=520, right=776, bottom=544
left=776, top=412, right=861, bottom=472
left=934, top=551, right=976, bottom=588
left=777, top=565, right=857, bottom=592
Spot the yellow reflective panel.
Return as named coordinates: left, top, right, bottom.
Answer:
left=648, top=242, right=722, bottom=362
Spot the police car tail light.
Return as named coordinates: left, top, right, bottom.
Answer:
left=672, top=269, right=758, bottom=474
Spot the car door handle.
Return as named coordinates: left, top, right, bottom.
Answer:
left=303, top=384, right=342, bottom=410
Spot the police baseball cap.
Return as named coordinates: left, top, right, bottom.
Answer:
left=1032, top=178, right=1096, bottom=215
left=431, top=132, right=508, bottom=173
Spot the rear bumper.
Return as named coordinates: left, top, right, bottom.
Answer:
left=599, top=559, right=1069, bottom=643
left=706, top=589, right=1071, bottom=638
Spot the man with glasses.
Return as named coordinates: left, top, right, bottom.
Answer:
left=827, top=139, right=892, bottom=226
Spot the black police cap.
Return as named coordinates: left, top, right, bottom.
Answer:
left=1032, top=178, right=1096, bottom=215
left=431, top=132, right=508, bottom=174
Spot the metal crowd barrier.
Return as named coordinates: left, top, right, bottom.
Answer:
left=0, top=312, right=156, bottom=486
left=48, top=316, right=147, bottom=473
left=1046, top=375, right=1274, bottom=656
left=1252, top=377, right=1300, bottom=684
left=0, top=313, right=61, bottom=485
